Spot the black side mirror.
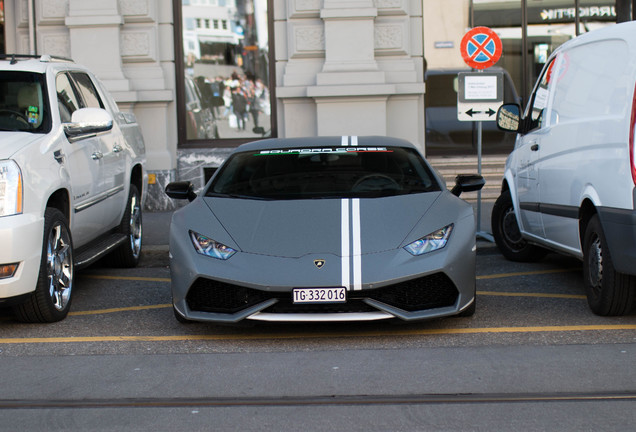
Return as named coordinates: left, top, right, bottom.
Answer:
left=165, top=181, right=197, bottom=202
left=496, top=103, right=521, bottom=132
left=451, top=174, right=485, bottom=197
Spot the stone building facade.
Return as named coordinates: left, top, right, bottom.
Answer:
left=3, top=0, right=426, bottom=210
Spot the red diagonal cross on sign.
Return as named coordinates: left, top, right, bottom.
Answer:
left=468, top=35, right=496, bottom=61
left=460, top=27, right=502, bottom=70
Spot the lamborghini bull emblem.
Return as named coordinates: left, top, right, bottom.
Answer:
left=314, top=259, right=325, bottom=269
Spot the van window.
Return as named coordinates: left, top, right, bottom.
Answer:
left=526, top=58, right=555, bottom=132
left=550, top=40, right=629, bottom=122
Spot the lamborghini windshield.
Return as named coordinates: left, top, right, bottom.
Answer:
left=207, top=146, right=441, bottom=200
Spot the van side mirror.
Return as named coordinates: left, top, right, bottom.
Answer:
left=165, top=181, right=197, bottom=202
left=451, top=174, right=485, bottom=197
left=496, top=103, right=521, bottom=132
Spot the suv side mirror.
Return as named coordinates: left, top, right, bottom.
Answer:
left=496, top=103, right=521, bottom=132
left=451, top=174, right=485, bottom=197
left=63, top=108, right=113, bottom=138
left=165, top=181, right=197, bottom=202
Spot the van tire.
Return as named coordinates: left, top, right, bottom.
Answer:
left=491, top=190, right=547, bottom=262
left=583, top=214, right=636, bottom=316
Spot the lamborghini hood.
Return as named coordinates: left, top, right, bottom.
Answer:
left=204, top=193, right=442, bottom=258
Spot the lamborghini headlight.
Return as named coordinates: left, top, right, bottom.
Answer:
left=0, top=160, right=23, bottom=217
left=404, top=224, right=453, bottom=256
left=189, top=230, right=236, bottom=260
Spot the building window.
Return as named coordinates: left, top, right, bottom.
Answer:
left=176, top=0, right=275, bottom=147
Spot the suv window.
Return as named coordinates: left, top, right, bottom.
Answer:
left=56, top=73, right=82, bottom=123
left=70, top=72, right=104, bottom=109
left=56, top=72, right=105, bottom=123
left=0, top=71, right=50, bottom=133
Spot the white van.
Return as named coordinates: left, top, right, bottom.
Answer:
left=492, top=21, right=636, bottom=316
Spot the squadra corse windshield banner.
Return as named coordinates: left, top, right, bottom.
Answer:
left=256, top=147, right=392, bottom=155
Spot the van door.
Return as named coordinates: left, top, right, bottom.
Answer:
left=514, top=58, right=555, bottom=241
left=537, top=42, right=630, bottom=255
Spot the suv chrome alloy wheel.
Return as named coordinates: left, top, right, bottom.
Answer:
left=586, top=234, right=604, bottom=296
left=47, top=221, right=73, bottom=311
left=128, top=193, right=142, bottom=260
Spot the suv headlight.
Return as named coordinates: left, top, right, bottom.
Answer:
left=404, top=224, right=453, bottom=256
left=189, top=230, right=236, bottom=260
left=0, top=161, right=23, bottom=217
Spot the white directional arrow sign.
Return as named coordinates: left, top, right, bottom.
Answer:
left=457, top=71, right=504, bottom=122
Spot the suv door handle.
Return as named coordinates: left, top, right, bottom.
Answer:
left=531, top=143, right=539, bottom=151
left=113, top=144, right=123, bottom=153
left=92, top=151, right=103, bottom=160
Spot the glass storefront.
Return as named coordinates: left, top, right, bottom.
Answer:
left=474, top=0, right=617, bottom=104
left=176, top=0, right=274, bottom=147
left=425, top=0, right=622, bottom=156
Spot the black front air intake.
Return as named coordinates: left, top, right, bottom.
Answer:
left=186, top=272, right=459, bottom=315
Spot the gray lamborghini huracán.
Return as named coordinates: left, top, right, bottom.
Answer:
left=166, top=136, right=484, bottom=323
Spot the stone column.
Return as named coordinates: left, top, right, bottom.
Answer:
left=277, top=0, right=425, bottom=148
left=65, top=0, right=131, bottom=93
left=317, top=0, right=384, bottom=85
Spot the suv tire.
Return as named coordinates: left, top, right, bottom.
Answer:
left=111, top=184, right=142, bottom=268
left=14, top=208, right=74, bottom=323
left=491, top=189, right=547, bottom=262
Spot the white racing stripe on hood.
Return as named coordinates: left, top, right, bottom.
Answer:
left=341, top=198, right=362, bottom=291
left=341, top=198, right=350, bottom=290
left=352, top=198, right=362, bottom=290
left=339, top=136, right=361, bottom=290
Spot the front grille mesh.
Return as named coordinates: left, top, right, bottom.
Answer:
left=185, top=273, right=459, bottom=315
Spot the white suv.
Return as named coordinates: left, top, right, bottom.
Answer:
left=492, top=21, right=636, bottom=316
left=0, top=55, right=147, bottom=322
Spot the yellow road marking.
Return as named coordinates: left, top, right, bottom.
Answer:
left=1, top=324, right=636, bottom=344
left=80, top=274, right=171, bottom=282
left=68, top=304, right=171, bottom=316
left=477, top=291, right=586, bottom=300
left=64, top=289, right=583, bottom=318
left=66, top=268, right=586, bottom=317
left=477, top=268, right=579, bottom=280
left=80, top=267, right=580, bottom=285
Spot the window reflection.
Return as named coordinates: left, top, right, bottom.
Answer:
left=181, top=0, right=271, bottom=141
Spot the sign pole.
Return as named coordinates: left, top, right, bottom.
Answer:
left=459, top=26, right=502, bottom=243
left=475, top=70, right=494, bottom=242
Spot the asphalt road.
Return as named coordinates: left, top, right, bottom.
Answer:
left=1, top=208, right=636, bottom=431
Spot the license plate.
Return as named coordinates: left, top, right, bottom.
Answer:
left=293, top=287, right=346, bottom=304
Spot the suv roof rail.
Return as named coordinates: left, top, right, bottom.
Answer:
left=0, top=54, right=74, bottom=64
